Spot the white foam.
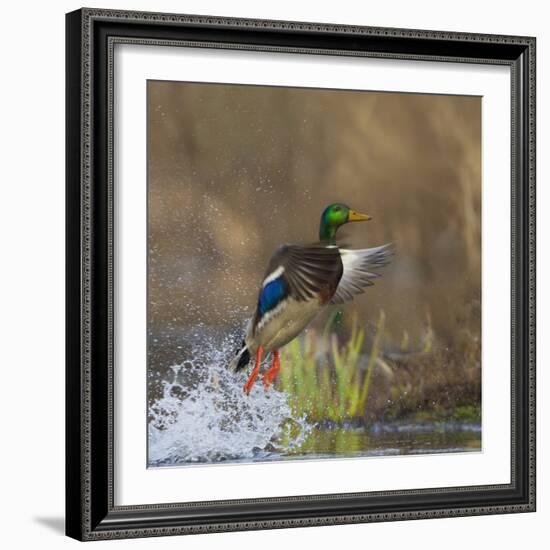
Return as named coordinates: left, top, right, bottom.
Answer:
left=148, top=340, right=311, bottom=466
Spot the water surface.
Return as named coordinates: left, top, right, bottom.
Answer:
left=148, top=353, right=481, bottom=468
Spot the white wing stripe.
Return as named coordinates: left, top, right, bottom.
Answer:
left=262, top=266, right=285, bottom=287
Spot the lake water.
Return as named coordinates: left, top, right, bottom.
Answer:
left=147, top=358, right=480, bottom=467
left=275, top=423, right=481, bottom=461
left=150, top=424, right=481, bottom=467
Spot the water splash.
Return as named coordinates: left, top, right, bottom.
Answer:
left=148, top=338, right=311, bottom=466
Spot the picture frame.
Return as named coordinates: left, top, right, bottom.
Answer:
left=65, top=7, right=536, bottom=541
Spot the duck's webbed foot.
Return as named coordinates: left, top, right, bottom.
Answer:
left=244, top=346, right=263, bottom=394
left=262, top=350, right=281, bottom=389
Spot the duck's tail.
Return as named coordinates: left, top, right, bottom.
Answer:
left=229, top=341, right=251, bottom=372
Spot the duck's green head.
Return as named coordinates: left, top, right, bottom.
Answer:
left=319, top=203, right=371, bottom=243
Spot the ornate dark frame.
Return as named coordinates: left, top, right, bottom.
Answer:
left=66, top=7, right=536, bottom=541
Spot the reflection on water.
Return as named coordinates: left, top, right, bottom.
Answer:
left=279, top=424, right=481, bottom=462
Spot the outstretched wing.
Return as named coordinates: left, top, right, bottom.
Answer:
left=330, top=244, right=393, bottom=304
left=255, top=244, right=343, bottom=319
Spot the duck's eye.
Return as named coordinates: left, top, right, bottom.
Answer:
left=334, top=206, right=341, bottom=212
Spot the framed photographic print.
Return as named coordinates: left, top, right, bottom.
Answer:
left=65, top=8, right=536, bottom=541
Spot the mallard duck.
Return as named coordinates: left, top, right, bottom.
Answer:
left=230, top=203, right=392, bottom=393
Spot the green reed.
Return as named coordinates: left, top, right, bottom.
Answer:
left=278, top=310, right=386, bottom=423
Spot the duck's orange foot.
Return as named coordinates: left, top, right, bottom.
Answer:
left=244, top=347, right=263, bottom=394
left=262, top=350, right=281, bottom=389
left=243, top=375, right=257, bottom=395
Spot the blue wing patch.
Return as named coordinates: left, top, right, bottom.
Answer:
left=258, top=277, right=288, bottom=315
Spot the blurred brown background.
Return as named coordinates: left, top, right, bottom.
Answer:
left=148, top=81, right=480, bottom=356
